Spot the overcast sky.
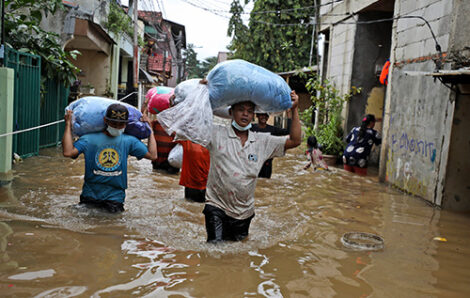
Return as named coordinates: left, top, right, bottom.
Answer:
left=121, top=0, right=252, bottom=60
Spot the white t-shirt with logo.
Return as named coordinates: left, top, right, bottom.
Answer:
left=205, top=124, right=287, bottom=219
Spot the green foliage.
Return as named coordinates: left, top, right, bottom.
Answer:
left=4, top=0, right=80, bottom=87
left=184, top=43, right=203, bottom=78
left=199, top=56, right=218, bottom=77
left=104, top=2, right=134, bottom=37
left=228, top=0, right=315, bottom=72
left=183, top=45, right=218, bottom=79
left=300, top=75, right=361, bottom=156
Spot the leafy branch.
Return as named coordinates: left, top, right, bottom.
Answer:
left=4, top=0, right=81, bottom=87
left=301, top=74, right=361, bottom=156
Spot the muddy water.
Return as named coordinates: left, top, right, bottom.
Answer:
left=0, top=147, right=470, bottom=297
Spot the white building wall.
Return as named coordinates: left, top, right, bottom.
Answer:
left=327, top=22, right=356, bottom=95
left=394, top=0, right=452, bottom=62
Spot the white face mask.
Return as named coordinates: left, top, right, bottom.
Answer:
left=232, top=120, right=252, bottom=131
left=107, top=126, right=125, bottom=137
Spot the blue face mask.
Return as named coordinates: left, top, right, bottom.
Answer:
left=107, top=126, right=124, bottom=137
left=232, top=120, right=252, bottom=131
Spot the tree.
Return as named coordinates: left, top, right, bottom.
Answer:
left=199, top=56, right=218, bottom=77
left=228, top=0, right=316, bottom=72
left=4, top=0, right=80, bottom=87
left=184, top=43, right=203, bottom=78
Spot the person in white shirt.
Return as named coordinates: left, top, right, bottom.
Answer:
left=203, top=91, right=301, bottom=243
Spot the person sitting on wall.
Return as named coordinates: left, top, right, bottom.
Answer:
left=62, top=104, right=157, bottom=213
left=342, top=114, right=381, bottom=176
left=250, top=112, right=291, bottom=178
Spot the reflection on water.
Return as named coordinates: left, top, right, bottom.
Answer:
left=0, top=147, right=469, bottom=297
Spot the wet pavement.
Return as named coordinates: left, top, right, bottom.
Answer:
left=0, top=146, right=469, bottom=297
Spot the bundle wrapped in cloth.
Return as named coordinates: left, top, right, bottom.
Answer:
left=146, top=86, right=174, bottom=101
left=66, top=96, right=151, bottom=139
left=207, top=59, right=292, bottom=112
left=148, top=93, right=172, bottom=114
left=157, top=59, right=292, bottom=146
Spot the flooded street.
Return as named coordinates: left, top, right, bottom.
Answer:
left=0, top=146, right=469, bottom=297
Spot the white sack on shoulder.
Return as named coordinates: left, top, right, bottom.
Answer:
left=168, top=143, right=183, bottom=168
left=173, top=78, right=202, bottom=105
left=157, top=83, right=213, bottom=147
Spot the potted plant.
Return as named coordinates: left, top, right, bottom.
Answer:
left=301, top=75, right=361, bottom=165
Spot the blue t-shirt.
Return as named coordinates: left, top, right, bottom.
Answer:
left=343, top=127, right=381, bottom=168
left=74, top=132, right=148, bottom=203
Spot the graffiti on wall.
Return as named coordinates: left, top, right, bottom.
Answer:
left=391, top=132, right=437, bottom=162
left=386, top=131, right=438, bottom=199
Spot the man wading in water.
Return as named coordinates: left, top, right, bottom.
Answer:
left=202, top=90, right=301, bottom=243
left=62, top=104, right=157, bottom=213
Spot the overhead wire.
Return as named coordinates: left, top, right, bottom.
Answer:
left=178, top=0, right=344, bottom=15
left=175, top=0, right=443, bottom=68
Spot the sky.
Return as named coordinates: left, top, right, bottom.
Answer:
left=121, top=0, right=252, bottom=60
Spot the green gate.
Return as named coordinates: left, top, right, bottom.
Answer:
left=4, top=47, right=41, bottom=158
left=5, top=47, right=70, bottom=157
left=40, top=79, right=69, bottom=149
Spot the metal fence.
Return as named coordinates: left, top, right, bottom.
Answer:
left=40, top=79, right=69, bottom=149
left=4, top=47, right=69, bottom=158
left=4, top=47, right=41, bottom=158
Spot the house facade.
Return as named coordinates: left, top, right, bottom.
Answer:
left=319, top=0, right=470, bottom=209
left=138, top=11, right=186, bottom=88
left=41, top=0, right=119, bottom=99
left=41, top=1, right=185, bottom=105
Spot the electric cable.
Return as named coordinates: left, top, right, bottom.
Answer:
left=178, top=0, right=345, bottom=15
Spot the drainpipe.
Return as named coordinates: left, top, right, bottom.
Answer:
left=132, top=0, right=139, bottom=88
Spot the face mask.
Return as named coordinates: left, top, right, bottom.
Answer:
left=232, top=120, right=252, bottom=131
left=107, top=126, right=124, bottom=137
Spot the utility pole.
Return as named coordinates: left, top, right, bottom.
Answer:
left=133, top=0, right=139, bottom=88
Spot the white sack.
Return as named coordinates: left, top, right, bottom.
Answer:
left=168, top=143, right=183, bottom=168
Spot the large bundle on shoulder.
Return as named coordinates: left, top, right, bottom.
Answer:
left=207, top=59, right=292, bottom=112
left=157, top=60, right=292, bottom=146
left=66, top=96, right=151, bottom=139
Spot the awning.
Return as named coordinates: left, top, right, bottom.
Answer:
left=428, top=69, right=470, bottom=94
left=140, top=68, right=157, bottom=84
left=428, top=69, right=470, bottom=84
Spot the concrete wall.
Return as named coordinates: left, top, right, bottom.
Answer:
left=394, top=0, right=452, bottom=63
left=384, top=60, right=453, bottom=202
left=380, top=0, right=455, bottom=205
left=73, top=49, right=111, bottom=96
left=442, top=93, right=470, bottom=210
left=327, top=22, right=356, bottom=95
left=447, top=0, right=470, bottom=66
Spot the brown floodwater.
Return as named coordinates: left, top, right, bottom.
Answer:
left=0, top=146, right=469, bottom=297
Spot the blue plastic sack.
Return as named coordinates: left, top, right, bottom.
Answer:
left=66, top=97, right=151, bottom=139
left=207, top=59, right=292, bottom=113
